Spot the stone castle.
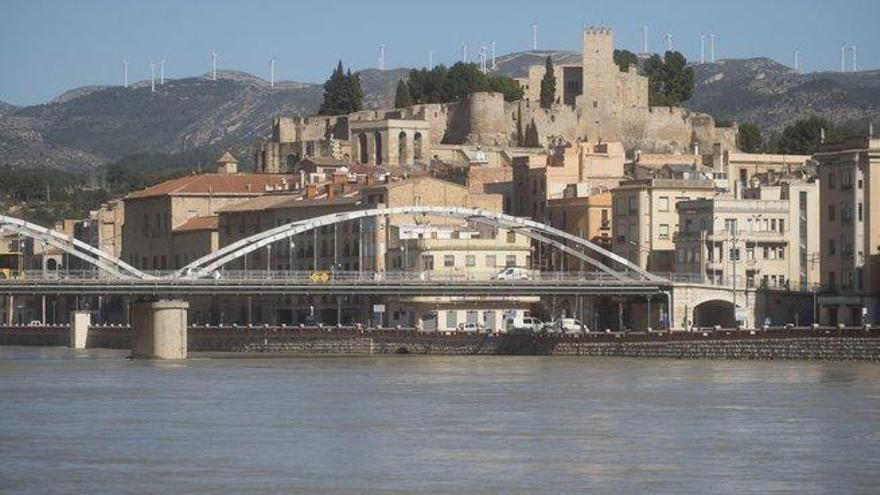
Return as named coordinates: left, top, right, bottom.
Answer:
left=255, top=27, right=737, bottom=173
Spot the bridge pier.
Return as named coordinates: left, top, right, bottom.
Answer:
left=70, top=310, right=91, bottom=349
left=131, top=300, right=189, bottom=359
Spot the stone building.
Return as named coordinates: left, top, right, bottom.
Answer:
left=121, top=154, right=294, bottom=270
left=253, top=27, right=736, bottom=176
left=611, top=177, right=717, bottom=272
left=546, top=189, right=612, bottom=270
left=815, top=134, right=879, bottom=326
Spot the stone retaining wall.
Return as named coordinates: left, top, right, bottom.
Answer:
left=2, top=326, right=879, bottom=361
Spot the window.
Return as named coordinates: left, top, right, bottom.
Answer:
left=827, top=172, right=836, bottom=189
left=828, top=239, right=836, bottom=255
left=842, top=172, right=853, bottom=189
left=465, top=255, right=476, bottom=267
left=507, top=231, right=516, bottom=243
left=828, top=204, right=836, bottom=221
left=828, top=271, right=836, bottom=289
left=486, top=255, right=496, bottom=268
left=729, top=248, right=741, bottom=261
left=444, top=255, right=455, bottom=267
left=778, top=219, right=785, bottom=234
left=466, top=310, right=479, bottom=324
left=628, top=197, right=638, bottom=214
left=858, top=203, right=863, bottom=222
left=658, top=196, right=670, bottom=211
left=447, top=311, right=458, bottom=328
left=658, top=224, right=670, bottom=239
left=505, top=255, right=516, bottom=267
left=422, top=255, right=434, bottom=270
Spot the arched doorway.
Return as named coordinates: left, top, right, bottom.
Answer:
left=374, top=131, right=383, bottom=165
left=47, top=259, right=58, bottom=271
left=693, top=300, right=736, bottom=328
left=358, top=133, right=368, bottom=164
left=413, top=132, right=423, bottom=161
left=398, top=131, right=408, bottom=165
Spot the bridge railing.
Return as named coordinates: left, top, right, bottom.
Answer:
left=4, top=269, right=659, bottom=285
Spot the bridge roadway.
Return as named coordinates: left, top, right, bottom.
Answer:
left=0, top=270, right=668, bottom=297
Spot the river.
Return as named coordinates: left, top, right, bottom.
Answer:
left=1, top=346, right=879, bottom=494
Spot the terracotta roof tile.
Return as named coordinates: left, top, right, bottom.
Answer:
left=127, top=174, right=294, bottom=199
left=173, top=216, right=219, bottom=232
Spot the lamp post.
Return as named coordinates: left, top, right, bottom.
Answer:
left=289, top=240, right=295, bottom=273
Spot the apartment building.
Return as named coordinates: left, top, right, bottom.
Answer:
left=815, top=135, right=879, bottom=326
left=611, top=178, right=716, bottom=271
left=674, top=177, right=820, bottom=289
left=546, top=187, right=612, bottom=270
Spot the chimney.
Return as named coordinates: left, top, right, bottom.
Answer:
left=305, top=184, right=317, bottom=199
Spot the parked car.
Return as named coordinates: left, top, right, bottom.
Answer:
left=27, top=320, right=43, bottom=326
left=492, top=267, right=531, bottom=281
left=505, top=316, right=544, bottom=334
left=456, top=322, right=486, bottom=333
left=544, top=318, right=588, bottom=334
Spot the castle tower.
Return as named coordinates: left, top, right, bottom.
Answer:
left=216, top=150, right=239, bottom=174
left=578, top=27, right=622, bottom=141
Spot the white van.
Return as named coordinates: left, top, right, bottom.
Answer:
left=505, top=316, right=544, bottom=334
left=493, top=267, right=531, bottom=281
left=546, top=318, right=588, bottom=334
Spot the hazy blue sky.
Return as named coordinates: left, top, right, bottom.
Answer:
left=1, top=0, right=878, bottom=105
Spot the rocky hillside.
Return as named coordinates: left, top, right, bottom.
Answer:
left=1, top=53, right=878, bottom=171
left=0, top=71, right=322, bottom=171
left=686, top=57, right=880, bottom=132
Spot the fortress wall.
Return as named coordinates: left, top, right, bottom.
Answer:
left=620, top=106, right=693, bottom=154
left=465, top=92, right=507, bottom=146
left=512, top=100, right=579, bottom=147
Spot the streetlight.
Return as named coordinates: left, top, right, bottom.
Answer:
left=289, top=240, right=295, bottom=273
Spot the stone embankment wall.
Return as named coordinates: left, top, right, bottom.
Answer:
left=2, top=326, right=879, bottom=361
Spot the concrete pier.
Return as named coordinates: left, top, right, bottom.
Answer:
left=69, top=311, right=91, bottom=349
left=131, top=300, right=189, bottom=359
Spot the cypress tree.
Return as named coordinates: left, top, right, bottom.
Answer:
left=319, top=61, right=363, bottom=115
left=525, top=119, right=540, bottom=147
left=515, top=104, right=524, bottom=146
left=539, top=56, right=556, bottom=109
left=394, top=80, right=412, bottom=108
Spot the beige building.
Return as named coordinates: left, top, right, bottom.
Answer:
left=546, top=189, right=612, bottom=270
left=815, top=135, right=879, bottom=326
left=675, top=178, right=820, bottom=290
left=121, top=156, right=294, bottom=270
left=611, top=178, right=716, bottom=271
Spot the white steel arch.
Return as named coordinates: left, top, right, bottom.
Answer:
left=178, top=206, right=661, bottom=281
left=0, top=215, right=151, bottom=279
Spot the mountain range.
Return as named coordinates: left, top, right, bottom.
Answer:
left=1, top=53, right=878, bottom=172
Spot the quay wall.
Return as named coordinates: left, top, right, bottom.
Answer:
left=2, top=326, right=879, bottom=361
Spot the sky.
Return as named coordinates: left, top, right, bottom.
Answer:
left=1, top=0, right=879, bottom=106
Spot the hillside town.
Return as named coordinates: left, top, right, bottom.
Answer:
left=1, top=27, right=877, bottom=332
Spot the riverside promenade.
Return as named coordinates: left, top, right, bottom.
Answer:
left=2, top=325, right=879, bottom=361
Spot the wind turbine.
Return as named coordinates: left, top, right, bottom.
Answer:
left=270, top=57, right=276, bottom=87
left=709, top=34, right=716, bottom=62
left=461, top=43, right=468, bottom=62
left=851, top=45, right=857, bottom=72
left=531, top=24, right=538, bottom=50
left=491, top=41, right=496, bottom=70
left=122, top=58, right=129, bottom=88
left=159, top=58, right=165, bottom=85
left=841, top=43, right=847, bottom=72
left=700, top=33, right=706, bottom=63
left=378, top=44, right=385, bottom=71
left=428, top=50, right=433, bottom=68
left=149, top=61, right=156, bottom=93
left=642, top=26, right=649, bottom=54
left=793, top=48, right=800, bottom=72
left=211, top=51, right=218, bottom=80
left=665, top=33, right=673, bottom=51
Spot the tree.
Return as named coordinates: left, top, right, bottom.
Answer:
left=394, top=80, right=412, bottom=108
left=404, top=62, right=523, bottom=104
left=738, top=123, right=764, bottom=153
left=539, top=56, right=556, bottom=108
left=318, top=61, right=362, bottom=115
left=778, top=115, right=833, bottom=154
left=613, top=49, right=639, bottom=72
left=643, top=51, right=695, bottom=106
left=524, top=119, right=540, bottom=147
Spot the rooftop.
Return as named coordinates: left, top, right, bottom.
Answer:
left=127, top=174, right=294, bottom=200
left=173, top=216, right=219, bottom=232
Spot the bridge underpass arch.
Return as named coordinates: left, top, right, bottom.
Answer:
left=693, top=300, right=736, bottom=328
left=177, top=206, right=662, bottom=283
